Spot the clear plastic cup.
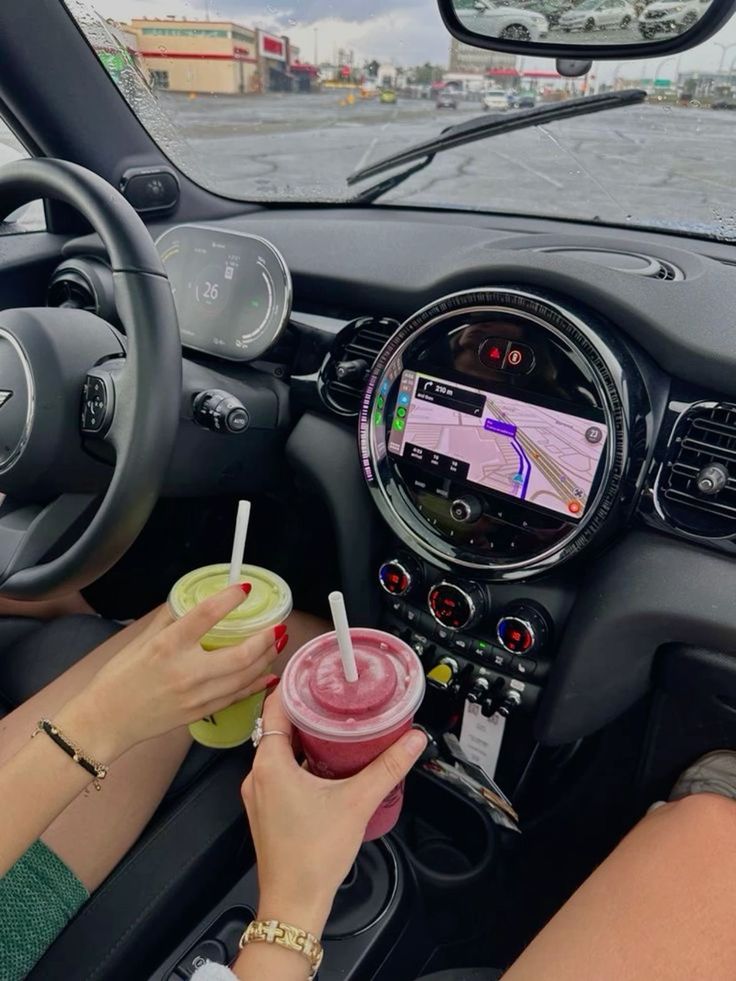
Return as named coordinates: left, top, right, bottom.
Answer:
left=168, top=563, right=292, bottom=748
left=280, top=628, right=425, bottom=839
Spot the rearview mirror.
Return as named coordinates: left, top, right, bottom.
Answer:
left=437, top=0, right=736, bottom=58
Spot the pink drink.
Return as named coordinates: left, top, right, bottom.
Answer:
left=280, top=628, right=425, bottom=840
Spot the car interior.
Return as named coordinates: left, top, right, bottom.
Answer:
left=3, top=0, right=736, bottom=978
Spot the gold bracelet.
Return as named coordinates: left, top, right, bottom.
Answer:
left=239, top=918, right=324, bottom=980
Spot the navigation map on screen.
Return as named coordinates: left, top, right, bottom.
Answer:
left=386, top=371, right=608, bottom=520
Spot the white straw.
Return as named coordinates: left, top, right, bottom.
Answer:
left=228, top=500, right=251, bottom=585
left=328, top=590, right=358, bottom=682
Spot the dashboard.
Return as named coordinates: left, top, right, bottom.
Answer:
left=155, top=225, right=291, bottom=361
left=43, top=207, right=736, bottom=745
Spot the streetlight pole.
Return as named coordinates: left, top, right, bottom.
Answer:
left=654, top=55, right=676, bottom=82
left=729, top=51, right=736, bottom=86
left=313, top=27, right=318, bottom=66
left=653, top=53, right=683, bottom=94
left=714, top=41, right=736, bottom=73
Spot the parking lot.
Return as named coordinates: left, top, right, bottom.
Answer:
left=1, top=90, right=734, bottom=238
left=158, top=91, right=736, bottom=238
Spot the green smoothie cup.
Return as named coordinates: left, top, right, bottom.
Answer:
left=168, top=563, right=292, bottom=748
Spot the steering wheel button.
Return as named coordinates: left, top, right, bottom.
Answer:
left=81, top=374, right=110, bottom=434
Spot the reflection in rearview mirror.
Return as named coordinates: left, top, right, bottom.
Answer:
left=453, top=0, right=713, bottom=46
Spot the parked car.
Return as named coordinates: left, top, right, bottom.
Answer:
left=436, top=90, right=459, bottom=109
left=638, top=0, right=709, bottom=35
left=482, top=88, right=511, bottom=111
left=711, top=99, right=736, bottom=109
left=559, top=0, right=636, bottom=30
left=472, top=0, right=550, bottom=38
left=508, top=90, right=538, bottom=108
left=520, top=0, right=574, bottom=26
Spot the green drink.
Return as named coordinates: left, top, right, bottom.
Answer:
left=168, top=563, right=292, bottom=748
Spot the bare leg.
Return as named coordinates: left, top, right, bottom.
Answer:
left=0, top=609, right=326, bottom=892
left=505, top=793, right=736, bottom=981
left=0, top=592, right=96, bottom=620
left=274, top=610, right=330, bottom=673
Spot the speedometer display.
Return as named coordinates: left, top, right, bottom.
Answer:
left=156, top=224, right=292, bottom=361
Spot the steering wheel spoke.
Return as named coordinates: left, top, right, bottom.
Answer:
left=0, top=494, right=99, bottom=590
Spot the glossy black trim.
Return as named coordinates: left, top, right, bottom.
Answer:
left=360, top=287, right=652, bottom=580
left=436, top=0, right=736, bottom=60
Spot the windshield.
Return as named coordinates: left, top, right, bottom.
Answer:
left=66, top=0, right=736, bottom=240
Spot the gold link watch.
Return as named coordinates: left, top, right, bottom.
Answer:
left=239, top=919, right=324, bottom=980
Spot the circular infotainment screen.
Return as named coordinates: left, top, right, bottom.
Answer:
left=156, top=225, right=292, bottom=361
left=359, top=288, right=646, bottom=579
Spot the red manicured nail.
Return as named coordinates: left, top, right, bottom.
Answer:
left=240, top=582, right=252, bottom=595
left=273, top=623, right=287, bottom=641
left=264, top=674, right=280, bottom=691
left=275, top=634, right=289, bottom=654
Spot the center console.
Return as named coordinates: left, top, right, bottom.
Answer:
left=148, top=770, right=499, bottom=981
left=150, top=289, right=654, bottom=980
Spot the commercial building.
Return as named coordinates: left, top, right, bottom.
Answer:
left=448, top=37, right=516, bottom=74
left=128, top=18, right=303, bottom=94
left=257, top=30, right=294, bottom=92
left=129, top=18, right=259, bottom=94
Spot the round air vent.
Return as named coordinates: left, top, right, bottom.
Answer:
left=535, top=247, right=684, bottom=282
left=47, top=257, right=117, bottom=322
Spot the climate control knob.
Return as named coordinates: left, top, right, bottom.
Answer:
left=428, top=580, right=486, bottom=632
left=496, top=604, right=549, bottom=656
left=378, top=558, right=417, bottom=597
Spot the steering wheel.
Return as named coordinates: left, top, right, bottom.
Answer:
left=0, top=158, right=181, bottom=598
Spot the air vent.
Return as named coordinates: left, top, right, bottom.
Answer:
left=48, top=268, right=98, bottom=312
left=319, top=316, right=398, bottom=417
left=657, top=403, right=736, bottom=537
left=535, top=247, right=684, bottom=282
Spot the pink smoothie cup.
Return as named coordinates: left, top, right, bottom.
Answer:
left=279, top=628, right=425, bottom=840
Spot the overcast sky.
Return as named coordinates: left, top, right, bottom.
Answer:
left=88, top=0, right=736, bottom=81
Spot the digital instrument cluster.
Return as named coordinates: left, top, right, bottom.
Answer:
left=156, top=225, right=292, bottom=361
left=360, top=288, right=649, bottom=579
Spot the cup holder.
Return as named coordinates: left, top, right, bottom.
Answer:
left=323, top=837, right=399, bottom=940
left=394, top=769, right=497, bottom=937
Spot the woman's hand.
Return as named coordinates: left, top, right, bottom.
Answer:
left=241, top=691, right=427, bottom=937
left=55, top=585, right=285, bottom=761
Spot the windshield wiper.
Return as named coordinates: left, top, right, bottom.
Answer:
left=347, top=89, right=646, bottom=204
